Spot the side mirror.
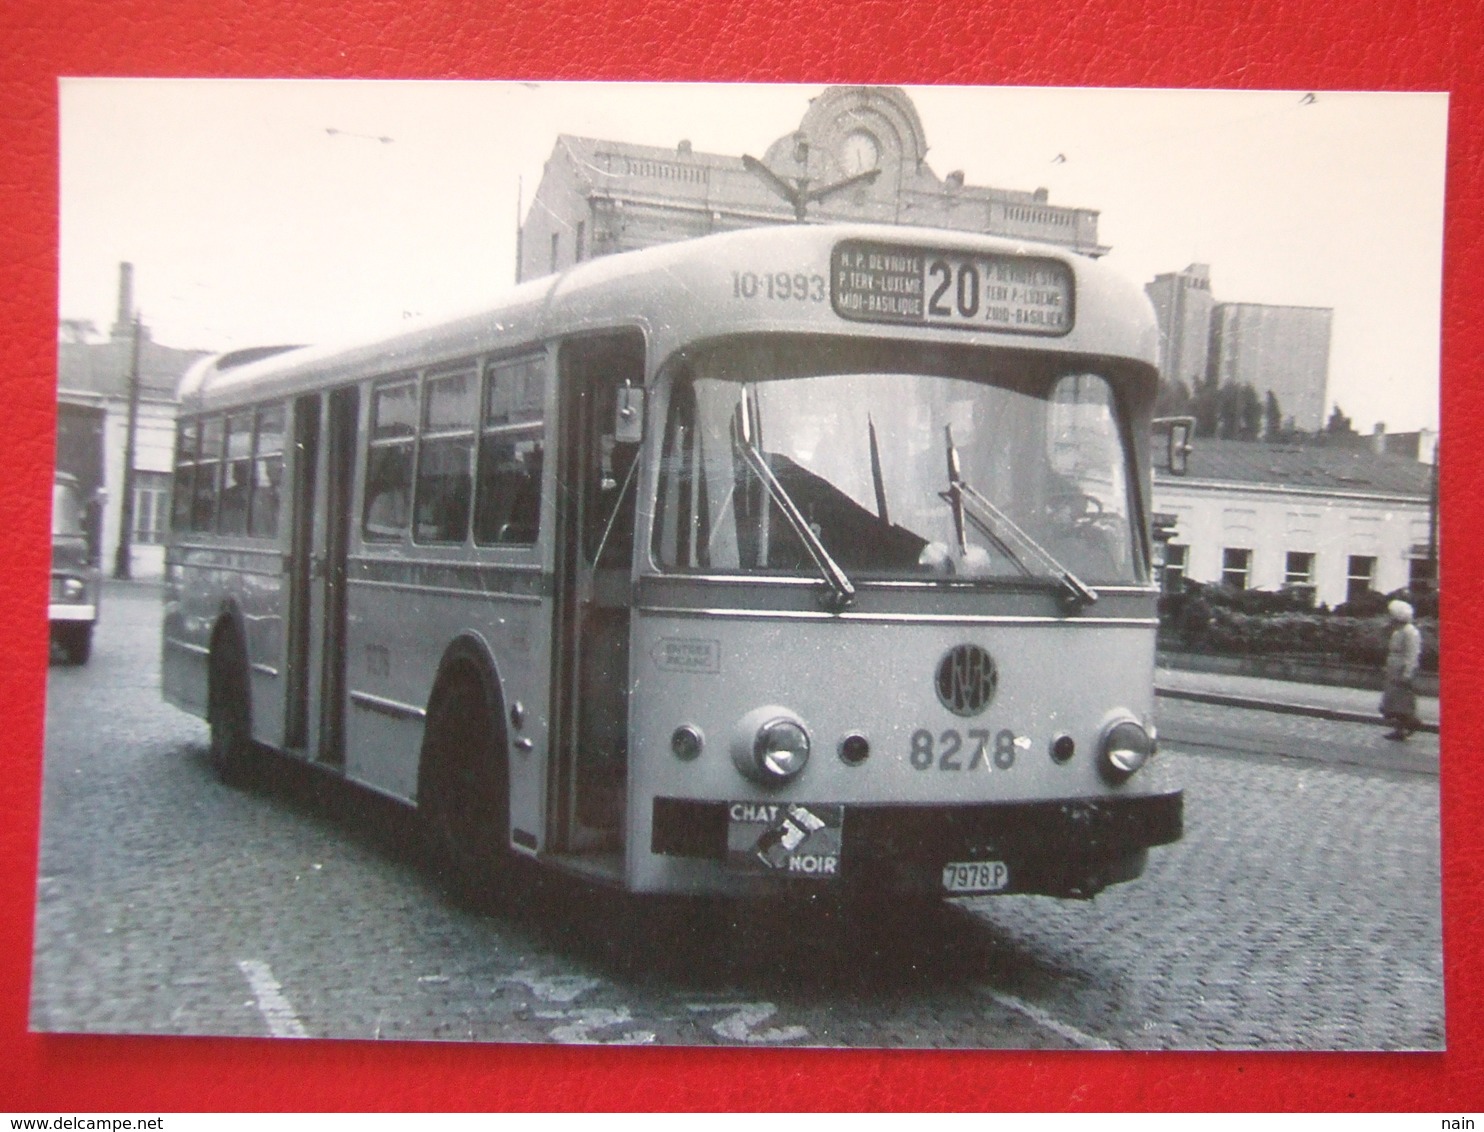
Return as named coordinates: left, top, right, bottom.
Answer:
left=1153, top=416, right=1194, bottom=475
left=1169, top=420, right=1191, bottom=475
left=614, top=385, right=644, bottom=444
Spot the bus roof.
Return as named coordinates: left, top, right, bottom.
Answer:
left=178, top=223, right=1159, bottom=411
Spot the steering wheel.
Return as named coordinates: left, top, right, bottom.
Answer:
left=1046, top=490, right=1104, bottom=525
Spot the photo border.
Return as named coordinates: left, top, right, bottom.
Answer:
left=2, top=0, right=1477, bottom=1111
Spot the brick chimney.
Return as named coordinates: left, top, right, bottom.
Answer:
left=110, top=262, right=134, bottom=339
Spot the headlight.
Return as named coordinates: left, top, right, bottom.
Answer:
left=1099, top=720, right=1154, bottom=783
left=61, top=578, right=85, bottom=601
left=731, top=707, right=811, bottom=786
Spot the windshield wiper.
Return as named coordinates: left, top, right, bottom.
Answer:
left=941, top=425, right=1098, bottom=612
left=736, top=393, right=856, bottom=611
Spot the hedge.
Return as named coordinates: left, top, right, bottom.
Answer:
left=1159, top=582, right=1439, bottom=673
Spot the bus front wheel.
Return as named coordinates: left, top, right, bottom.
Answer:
left=207, top=630, right=254, bottom=785
left=419, top=666, right=510, bottom=904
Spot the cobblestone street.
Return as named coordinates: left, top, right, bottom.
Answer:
left=29, top=583, right=1444, bottom=1050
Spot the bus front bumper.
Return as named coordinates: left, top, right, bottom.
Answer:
left=650, top=790, right=1183, bottom=899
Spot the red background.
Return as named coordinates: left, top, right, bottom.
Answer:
left=2, top=0, right=1479, bottom=1111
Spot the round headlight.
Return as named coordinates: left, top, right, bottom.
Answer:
left=62, top=578, right=85, bottom=601
left=754, top=720, right=810, bottom=781
left=1100, top=720, right=1154, bottom=783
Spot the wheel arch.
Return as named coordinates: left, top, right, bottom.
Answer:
left=207, top=599, right=252, bottom=709
left=416, top=631, right=510, bottom=804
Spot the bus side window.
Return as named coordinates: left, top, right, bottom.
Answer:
left=474, top=356, right=545, bottom=546
left=249, top=404, right=285, bottom=539
left=219, top=412, right=254, bottom=536
left=172, top=419, right=199, bottom=533
left=414, top=368, right=478, bottom=544
left=192, top=415, right=225, bottom=533
left=363, top=379, right=417, bottom=540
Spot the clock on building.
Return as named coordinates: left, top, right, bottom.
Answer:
left=840, top=129, right=881, bottom=175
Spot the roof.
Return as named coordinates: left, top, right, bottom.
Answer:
left=1158, top=437, right=1433, bottom=498
left=58, top=335, right=209, bottom=399
left=556, top=133, right=1074, bottom=209
left=180, top=222, right=1160, bottom=411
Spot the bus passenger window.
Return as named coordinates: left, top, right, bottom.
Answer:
left=363, top=380, right=417, bottom=540
left=219, top=412, right=253, bottom=536
left=474, top=357, right=545, bottom=546
left=249, top=404, right=284, bottom=539
left=172, top=420, right=199, bottom=533
left=192, top=416, right=225, bottom=533
left=414, top=370, right=477, bottom=544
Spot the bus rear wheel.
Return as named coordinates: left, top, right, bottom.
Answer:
left=420, top=667, right=510, bottom=904
left=207, top=631, right=254, bottom=785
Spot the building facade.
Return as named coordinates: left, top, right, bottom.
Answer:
left=1145, top=265, right=1333, bottom=434
left=1207, top=302, right=1334, bottom=434
left=1145, top=263, right=1214, bottom=389
left=1154, top=438, right=1435, bottom=607
left=519, top=86, right=1107, bottom=282
left=56, top=266, right=207, bottom=578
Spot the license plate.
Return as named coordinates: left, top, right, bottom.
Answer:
left=725, top=802, right=844, bottom=879
left=942, top=860, right=1009, bottom=894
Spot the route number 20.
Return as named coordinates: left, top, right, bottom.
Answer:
left=910, top=728, right=1017, bottom=771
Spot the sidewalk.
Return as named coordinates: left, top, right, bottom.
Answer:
left=1155, top=664, right=1440, bottom=733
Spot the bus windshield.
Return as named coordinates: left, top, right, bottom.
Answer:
left=652, top=337, right=1144, bottom=586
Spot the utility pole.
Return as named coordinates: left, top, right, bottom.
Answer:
left=1427, top=443, right=1439, bottom=595
left=113, top=312, right=142, bottom=580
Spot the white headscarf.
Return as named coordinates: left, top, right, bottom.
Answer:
left=1388, top=599, right=1415, bottom=623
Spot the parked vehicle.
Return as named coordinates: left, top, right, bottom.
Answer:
left=51, top=471, right=100, bottom=664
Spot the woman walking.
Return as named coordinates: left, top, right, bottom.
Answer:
left=1380, top=599, right=1424, bottom=740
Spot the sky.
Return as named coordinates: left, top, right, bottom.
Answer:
left=58, top=81, right=1448, bottom=432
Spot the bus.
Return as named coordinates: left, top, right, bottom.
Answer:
left=163, top=223, right=1182, bottom=904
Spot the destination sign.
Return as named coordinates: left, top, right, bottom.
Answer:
left=831, top=240, right=1074, bottom=336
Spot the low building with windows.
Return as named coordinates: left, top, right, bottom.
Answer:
left=1153, top=437, right=1436, bottom=607
left=56, top=266, right=208, bottom=578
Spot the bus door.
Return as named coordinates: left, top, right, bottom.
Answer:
left=283, top=386, right=359, bottom=766
left=549, top=331, right=645, bottom=854
left=283, top=394, right=319, bottom=750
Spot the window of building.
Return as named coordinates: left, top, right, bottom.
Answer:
left=414, top=368, right=478, bottom=544
left=248, top=404, right=285, bottom=539
left=363, top=379, right=417, bottom=540
left=575, top=221, right=586, bottom=263
left=1285, top=551, right=1315, bottom=588
left=1162, top=543, right=1188, bottom=594
left=474, top=356, right=546, bottom=546
left=132, top=470, right=172, bottom=545
left=1347, top=554, right=1377, bottom=603
left=1221, top=547, right=1252, bottom=590
left=1409, top=553, right=1437, bottom=593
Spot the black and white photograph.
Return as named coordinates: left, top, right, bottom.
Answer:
left=37, top=80, right=1445, bottom=1050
